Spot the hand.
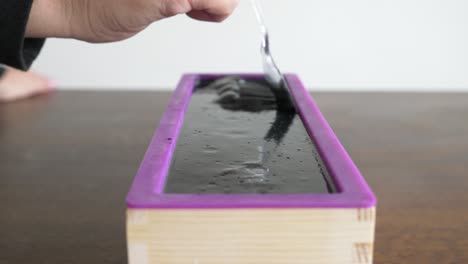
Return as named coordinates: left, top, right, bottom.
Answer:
left=26, top=0, right=239, bottom=43
left=0, top=65, right=54, bottom=102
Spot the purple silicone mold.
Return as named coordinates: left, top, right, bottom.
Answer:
left=126, top=73, right=376, bottom=209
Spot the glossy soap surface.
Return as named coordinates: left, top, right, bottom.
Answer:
left=164, top=77, right=336, bottom=194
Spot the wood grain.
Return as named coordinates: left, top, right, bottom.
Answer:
left=127, top=208, right=375, bottom=264
left=1, top=91, right=468, bottom=263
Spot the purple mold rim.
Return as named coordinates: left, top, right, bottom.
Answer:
left=126, top=73, right=376, bottom=209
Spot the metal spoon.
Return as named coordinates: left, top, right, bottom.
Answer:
left=250, top=0, right=284, bottom=88
left=250, top=0, right=294, bottom=111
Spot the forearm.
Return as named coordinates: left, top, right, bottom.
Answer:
left=25, top=0, right=73, bottom=39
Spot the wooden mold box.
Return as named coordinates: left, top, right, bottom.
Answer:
left=126, top=74, right=376, bottom=264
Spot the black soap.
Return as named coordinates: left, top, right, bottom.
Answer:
left=164, top=77, right=336, bottom=194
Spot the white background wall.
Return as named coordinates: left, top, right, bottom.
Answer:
left=32, top=0, right=468, bottom=91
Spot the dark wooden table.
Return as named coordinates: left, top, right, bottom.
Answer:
left=1, top=91, right=467, bottom=264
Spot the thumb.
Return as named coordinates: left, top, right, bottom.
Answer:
left=0, top=64, right=55, bottom=102
left=186, top=0, right=239, bottom=22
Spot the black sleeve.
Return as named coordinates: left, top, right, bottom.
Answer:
left=0, top=0, right=45, bottom=70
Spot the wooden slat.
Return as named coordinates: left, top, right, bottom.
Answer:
left=127, top=208, right=375, bottom=264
